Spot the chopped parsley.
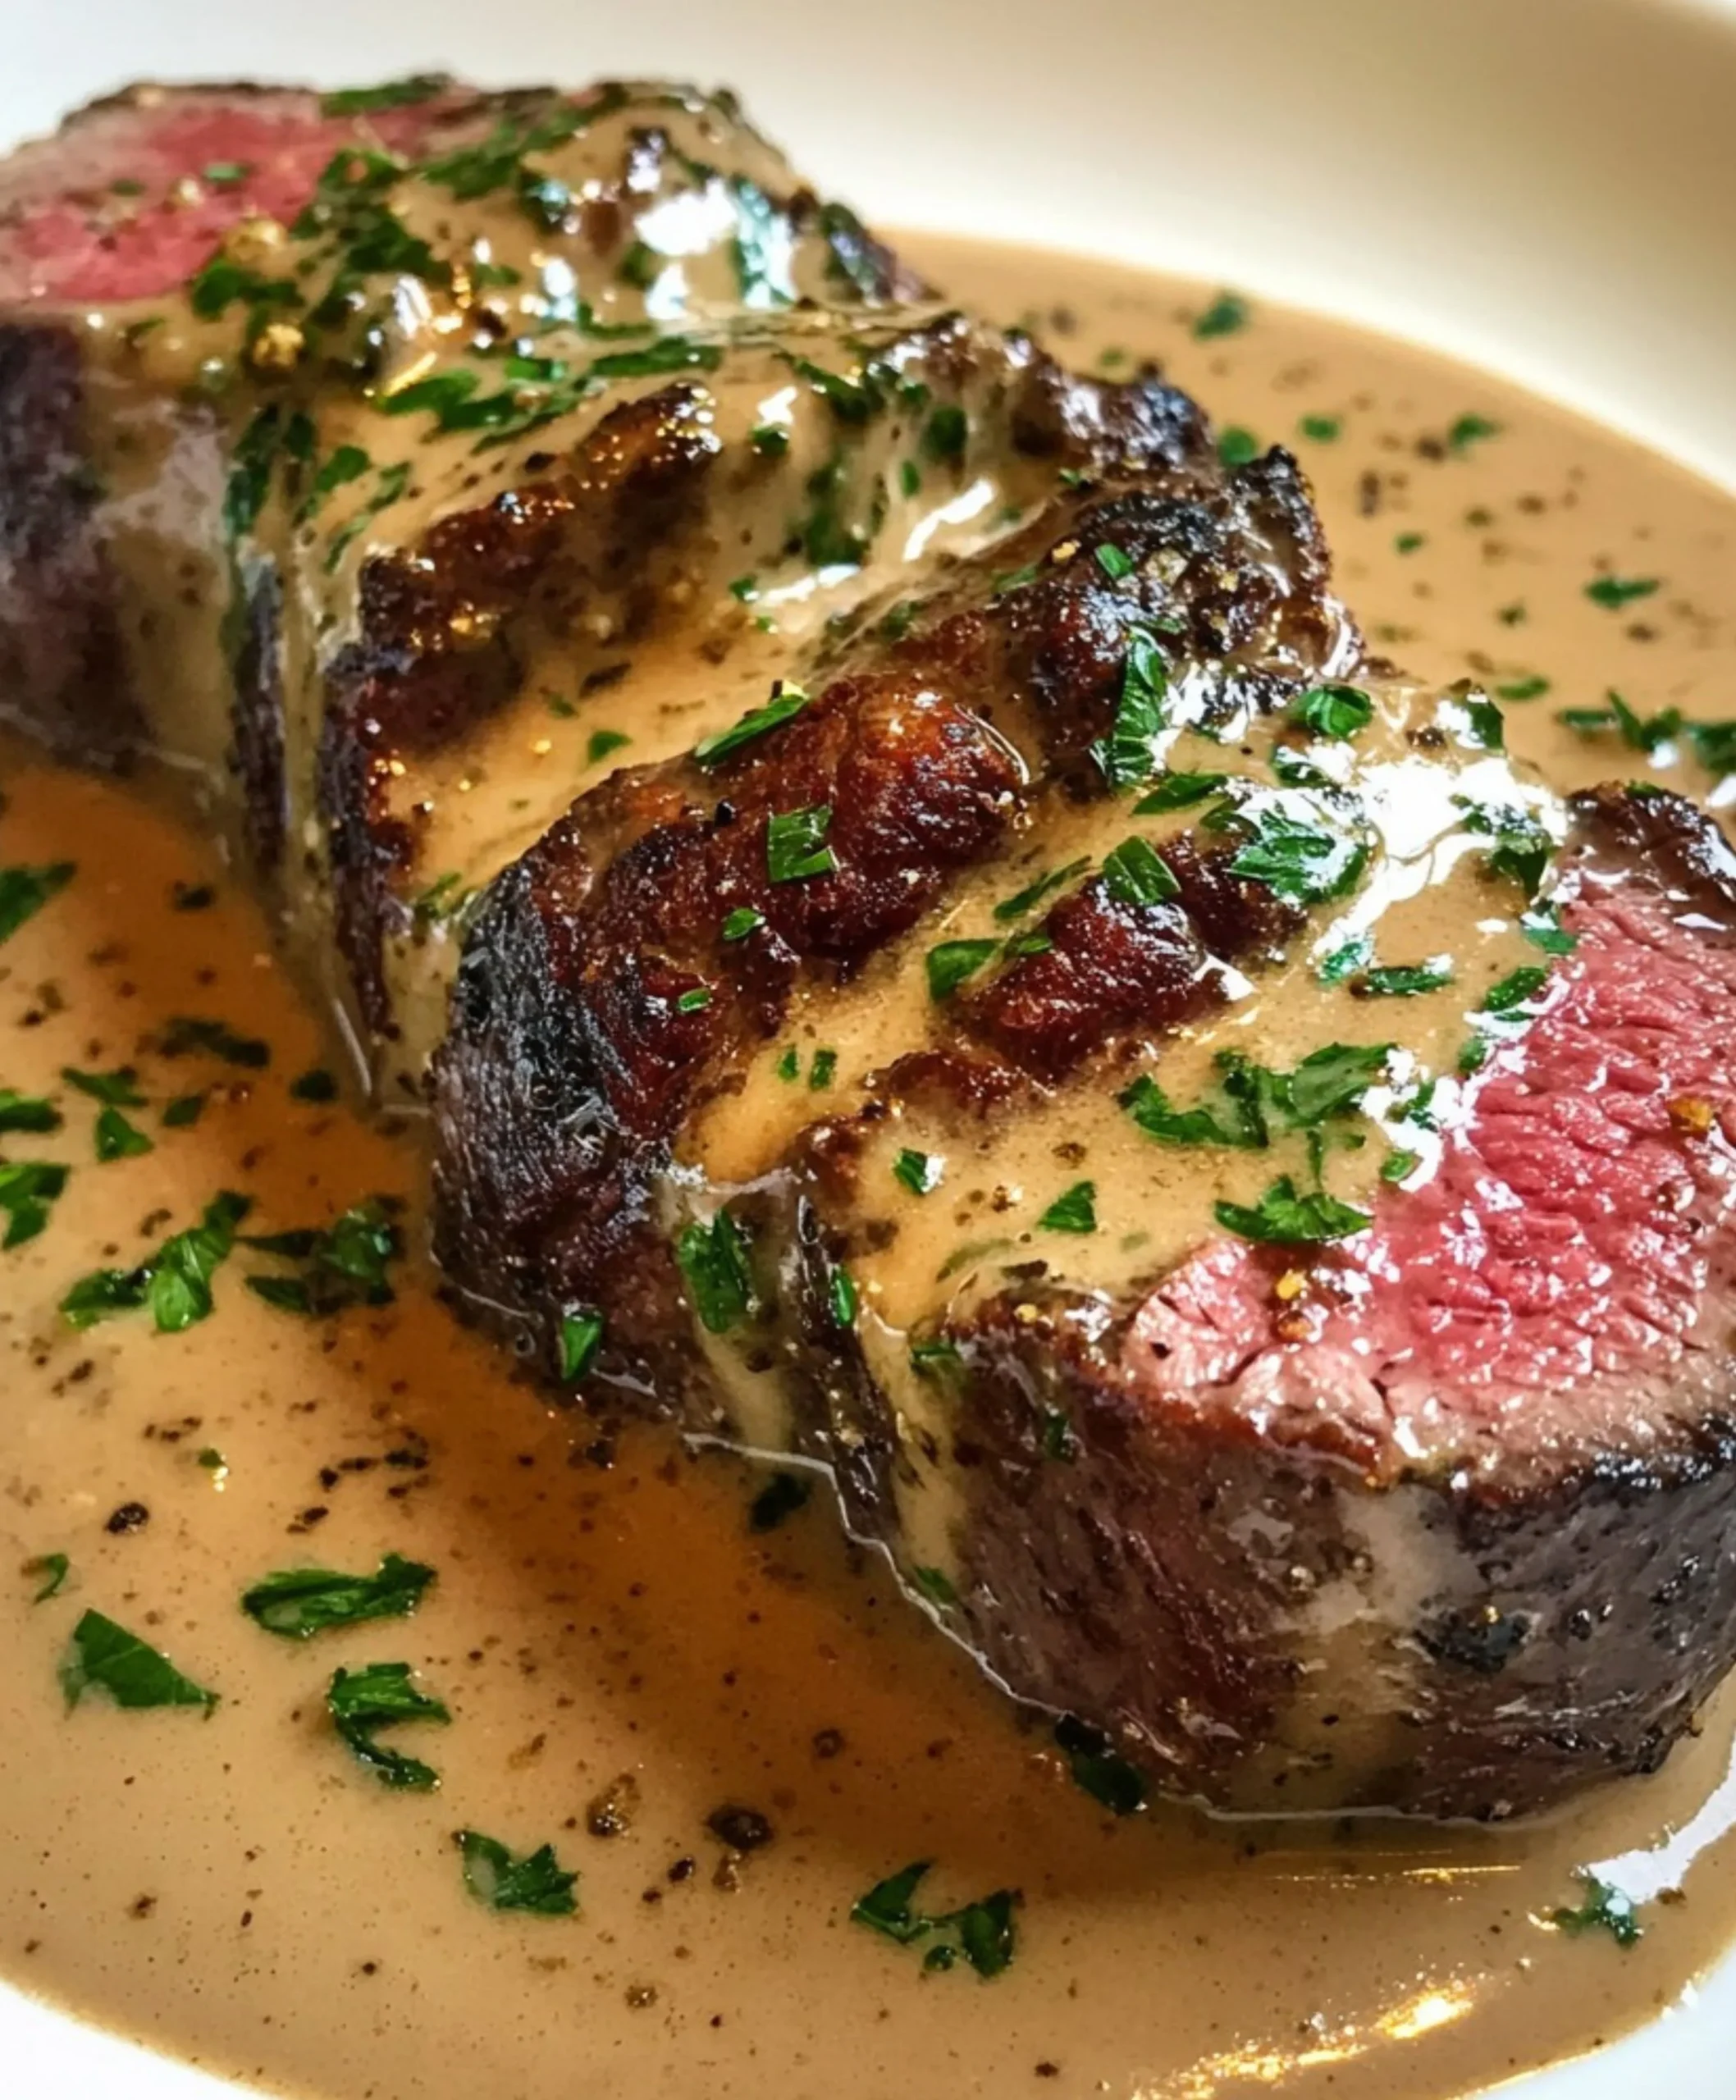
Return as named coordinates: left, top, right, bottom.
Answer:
left=296, top=443, right=371, bottom=523
left=1459, top=801, right=1553, bottom=897
left=62, top=1189, right=250, bottom=1331
left=1496, top=674, right=1551, bottom=702
left=1395, top=531, right=1426, bottom=555
left=412, top=873, right=476, bottom=931
left=289, top=1067, right=339, bottom=1103
left=851, top=1862, right=1016, bottom=1978
left=911, top=1566, right=959, bottom=1608
left=587, top=728, right=630, bottom=765
left=1689, top=721, right=1736, bottom=778
left=456, top=1830, right=578, bottom=1916
left=94, top=1107, right=153, bottom=1162
left=829, top=1265, right=858, bottom=1327
left=994, top=859, right=1088, bottom=922
left=750, top=422, right=790, bottom=459
left=240, top=1553, right=435, bottom=1639
left=675, top=1211, right=756, bottom=1333
left=186, top=257, right=301, bottom=324
left=242, top=1198, right=400, bottom=1317
left=1299, top=413, right=1342, bottom=442
left=1101, top=836, right=1179, bottom=907
left=1193, top=291, right=1249, bottom=339
left=1214, top=1176, right=1371, bottom=1244
left=1090, top=628, right=1170, bottom=790
left=1446, top=413, right=1501, bottom=453
left=1357, top=960, right=1455, bottom=998
left=722, top=907, right=765, bottom=942
left=1122, top=1040, right=1391, bottom=1153
left=1317, top=933, right=1373, bottom=984
left=0, top=1161, right=68, bottom=1249
left=319, top=74, right=448, bottom=116
left=926, top=938, right=999, bottom=1001
left=0, top=1089, right=60, bottom=1134
left=61, top=1067, right=142, bottom=1114
left=1133, top=770, right=1228, bottom=815
left=923, top=404, right=968, bottom=461
left=1584, top=574, right=1660, bottom=610
left=1094, top=544, right=1135, bottom=582
left=1479, top=965, right=1551, bottom=1015
left=324, top=459, right=412, bottom=571
left=159, top=1015, right=270, bottom=1068
left=25, top=1553, right=70, bottom=1601
left=1226, top=797, right=1369, bottom=905
left=749, top=1472, right=812, bottom=1532
left=1551, top=1875, right=1642, bottom=1948
left=1291, top=683, right=1373, bottom=741
left=61, top=1610, right=216, bottom=1711
left=162, top=1093, right=206, bottom=1129
left=1038, top=1181, right=1097, bottom=1234
left=0, top=862, right=74, bottom=947
left=911, top=1337, right=964, bottom=1381
left=1054, top=1715, right=1147, bottom=1816
left=1217, top=426, right=1261, bottom=468
left=893, top=1148, right=943, bottom=1196
left=1556, top=690, right=1681, bottom=754
left=559, top=1309, right=604, bottom=1381
left=694, top=682, right=809, bottom=768
left=327, top=1661, right=450, bottom=1790
left=766, top=804, right=838, bottom=883
left=676, top=987, right=712, bottom=1013
left=809, top=1048, right=838, bottom=1090
left=1521, top=905, right=1578, bottom=956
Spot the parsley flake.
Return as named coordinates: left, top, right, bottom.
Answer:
left=0, top=862, right=75, bottom=947
left=1214, top=1176, right=1371, bottom=1244
left=926, top=938, right=999, bottom=1001
left=676, top=1211, right=756, bottom=1333
left=893, top=1148, right=943, bottom=1196
left=62, top=1610, right=216, bottom=1710
left=328, top=1661, right=449, bottom=1789
left=457, top=1830, right=578, bottom=1916
left=766, top=804, right=837, bottom=883
left=1585, top=575, right=1660, bottom=610
left=695, top=682, right=809, bottom=768
left=1101, top=837, right=1179, bottom=906
left=241, top=1553, right=436, bottom=1639
left=1038, top=1181, right=1097, bottom=1234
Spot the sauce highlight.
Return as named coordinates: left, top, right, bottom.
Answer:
left=2, top=232, right=1734, bottom=2100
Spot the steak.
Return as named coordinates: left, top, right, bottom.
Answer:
left=6, top=75, right=1735, bottom=1822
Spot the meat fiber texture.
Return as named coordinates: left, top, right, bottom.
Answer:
left=7, top=75, right=1736, bottom=1823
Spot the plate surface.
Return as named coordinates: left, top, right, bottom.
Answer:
left=4, top=2, right=1735, bottom=2093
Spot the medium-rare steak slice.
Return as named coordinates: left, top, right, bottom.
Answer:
left=7, top=75, right=1735, bottom=1822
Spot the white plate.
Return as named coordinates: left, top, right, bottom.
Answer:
left=5, top=2, right=1735, bottom=2092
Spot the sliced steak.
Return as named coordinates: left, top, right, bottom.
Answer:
left=7, top=74, right=1735, bottom=1823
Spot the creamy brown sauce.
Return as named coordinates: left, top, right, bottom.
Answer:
left=2, top=235, right=1735, bottom=2100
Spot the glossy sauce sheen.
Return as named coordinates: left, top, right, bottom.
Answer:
left=2, top=236, right=1736, bottom=2100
